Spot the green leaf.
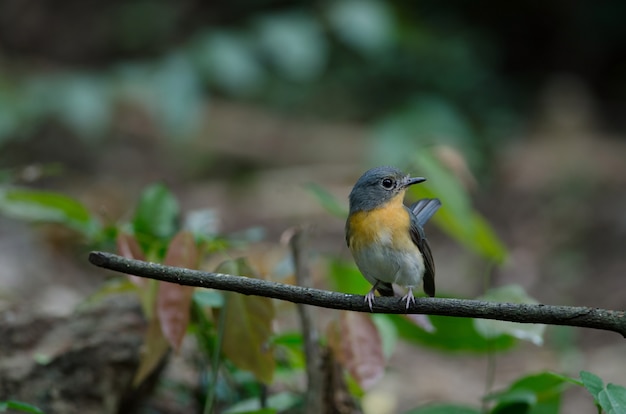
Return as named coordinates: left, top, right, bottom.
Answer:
left=491, top=402, right=532, bottom=414
left=0, top=400, right=45, bottom=413
left=488, top=389, right=535, bottom=414
left=403, top=404, right=481, bottom=414
left=305, top=183, right=348, bottom=218
left=0, top=188, right=100, bottom=239
left=474, top=285, right=545, bottom=345
left=598, top=383, right=626, bottom=414
left=581, top=371, right=626, bottom=413
left=486, top=372, right=573, bottom=414
left=271, top=332, right=303, bottom=348
left=494, top=390, right=536, bottom=406
left=271, top=332, right=305, bottom=369
left=132, top=183, right=180, bottom=248
left=580, top=371, right=604, bottom=403
left=503, top=371, right=571, bottom=395
left=391, top=311, right=516, bottom=353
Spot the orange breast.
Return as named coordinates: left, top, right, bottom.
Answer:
left=348, top=193, right=412, bottom=250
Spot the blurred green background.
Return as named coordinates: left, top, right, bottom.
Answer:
left=1, top=1, right=626, bottom=413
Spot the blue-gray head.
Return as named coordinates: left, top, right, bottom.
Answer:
left=348, top=166, right=426, bottom=213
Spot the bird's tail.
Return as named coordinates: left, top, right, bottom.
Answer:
left=410, top=198, right=442, bottom=227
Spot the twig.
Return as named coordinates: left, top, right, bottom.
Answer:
left=286, top=227, right=323, bottom=414
left=89, top=251, right=626, bottom=338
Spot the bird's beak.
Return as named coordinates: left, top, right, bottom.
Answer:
left=403, top=176, right=426, bottom=188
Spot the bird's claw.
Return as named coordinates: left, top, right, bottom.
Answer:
left=365, top=288, right=376, bottom=312
left=401, top=287, right=416, bottom=310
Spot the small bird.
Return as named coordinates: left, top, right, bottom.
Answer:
left=345, top=166, right=441, bottom=310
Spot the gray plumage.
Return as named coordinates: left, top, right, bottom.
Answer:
left=348, top=166, right=409, bottom=213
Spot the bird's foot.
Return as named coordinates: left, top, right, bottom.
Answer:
left=401, top=287, right=416, bottom=310
left=364, top=287, right=377, bottom=312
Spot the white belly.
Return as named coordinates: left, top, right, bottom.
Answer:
left=352, top=239, right=425, bottom=288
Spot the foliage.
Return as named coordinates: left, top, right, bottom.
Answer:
left=0, top=165, right=513, bottom=411
left=2, top=1, right=625, bottom=411
left=0, top=0, right=521, bottom=177
left=111, top=184, right=281, bottom=407
left=1, top=173, right=622, bottom=413
left=0, top=187, right=102, bottom=240
left=581, top=371, right=626, bottom=414
left=484, top=371, right=575, bottom=414
left=0, top=178, right=279, bottom=411
left=0, top=401, right=44, bottom=414
left=403, top=371, right=626, bottom=414
left=0, top=171, right=626, bottom=414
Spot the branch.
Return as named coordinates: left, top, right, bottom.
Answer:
left=286, top=228, right=323, bottom=414
left=89, top=251, right=626, bottom=338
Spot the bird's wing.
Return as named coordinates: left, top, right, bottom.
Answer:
left=407, top=199, right=441, bottom=297
left=410, top=198, right=442, bottom=227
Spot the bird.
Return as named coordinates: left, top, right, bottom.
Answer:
left=345, top=166, right=441, bottom=311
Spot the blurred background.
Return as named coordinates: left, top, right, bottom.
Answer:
left=1, top=1, right=626, bottom=413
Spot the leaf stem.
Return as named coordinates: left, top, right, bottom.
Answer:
left=203, top=294, right=228, bottom=414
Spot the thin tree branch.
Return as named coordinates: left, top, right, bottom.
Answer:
left=285, top=227, right=323, bottom=414
left=89, top=251, right=626, bottom=338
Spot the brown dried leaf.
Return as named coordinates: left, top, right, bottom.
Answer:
left=215, top=258, right=275, bottom=384
left=157, top=231, right=198, bottom=351
left=116, top=232, right=147, bottom=287
left=337, top=312, right=385, bottom=390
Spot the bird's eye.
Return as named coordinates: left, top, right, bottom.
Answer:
left=381, top=178, right=394, bottom=189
